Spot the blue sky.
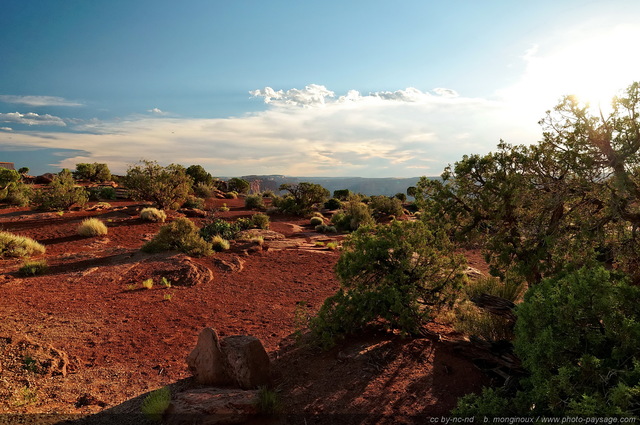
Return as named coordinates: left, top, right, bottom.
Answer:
left=2, top=0, right=640, bottom=177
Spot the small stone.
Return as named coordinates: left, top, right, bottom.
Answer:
left=221, top=335, right=270, bottom=390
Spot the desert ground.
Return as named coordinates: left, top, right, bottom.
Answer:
left=0, top=196, right=490, bottom=424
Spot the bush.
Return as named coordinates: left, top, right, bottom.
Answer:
left=333, top=189, right=352, bottom=200
left=142, top=218, right=213, bottom=257
left=278, top=182, right=330, bottom=215
left=193, top=182, right=216, bottom=198
left=251, top=213, right=270, bottom=230
left=1, top=182, right=33, bottom=206
left=315, top=224, right=337, bottom=233
left=245, top=194, right=265, bottom=210
left=225, top=191, right=238, bottom=199
left=330, top=202, right=375, bottom=231
left=186, top=164, right=213, bottom=186
left=310, top=216, right=324, bottom=226
left=394, top=192, right=407, bottom=202
left=33, top=170, right=88, bottom=211
left=200, top=218, right=240, bottom=241
left=455, top=266, right=640, bottom=417
left=228, top=178, right=250, bottom=194
left=261, top=190, right=275, bottom=198
left=98, top=186, right=116, bottom=200
left=73, top=163, right=111, bottom=182
left=124, top=160, right=192, bottom=210
left=140, top=207, right=167, bottom=222
left=182, top=196, right=205, bottom=209
left=310, top=220, right=465, bottom=348
left=0, top=231, right=46, bottom=258
left=210, top=235, right=230, bottom=252
left=18, top=260, right=48, bottom=276
left=324, top=198, right=343, bottom=210
left=77, top=218, right=108, bottom=237
left=369, top=195, right=404, bottom=217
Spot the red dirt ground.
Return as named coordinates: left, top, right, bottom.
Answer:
left=0, top=198, right=489, bottom=423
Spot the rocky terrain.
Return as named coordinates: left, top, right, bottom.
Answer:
left=0, top=197, right=489, bottom=424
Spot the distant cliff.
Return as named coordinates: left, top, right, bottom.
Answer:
left=237, top=175, right=436, bottom=197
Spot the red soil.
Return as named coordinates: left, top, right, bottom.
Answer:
left=0, top=199, right=488, bottom=422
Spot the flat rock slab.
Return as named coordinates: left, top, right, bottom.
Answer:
left=165, top=388, right=259, bottom=425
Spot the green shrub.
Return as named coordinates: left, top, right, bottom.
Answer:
left=251, top=213, right=270, bottom=230
left=324, top=198, right=343, bottom=210
left=77, top=218, right=108, bottom=237
left=277, top=182, right=330, bottom=215
left=310, top=220, right=465, bottom=348
left=33, top=170, right=88, bottom=211
left=245, top=194, right=265, bottom=210
left=142, top=278, right=154, bottom=289
left=140, top=207, right=167, bottom=222
left=330, top=202, right=375, bottom=231
left=185, top=164, right=213, bottom=186
left=73, top=163, right=111, bottom=182
left=141, top=386, right=171, bottom=421
left=210, top=235, right=230, bottom=252
left=394, top=193, right=407, bottom=202
left=0, top=231, right=46, bottom=258
left=193, top=182, right=216, bottom=198
left=218, top=203, right=230, bottom=212
left=200, top=218, right=240, bottom=241
left=182, top=195, right=205, bottom=209
left=228, top=178, right=250, bottom=194
left=455, top=266, right=640, bottom=417
left=18, top=260, right=48, bottom=276
left=315, top=224, right=337, bottom=233
left=236, top=217, right=254, bottom=230
left=124, top=160, right=192, bottom=210
left=310, top=216, right=324, bottom=226
left=369, top=195, right=404, bottom=217
left=99, top=186, right=116, bottom=200
left=142, top=217, right=213, bottom=257
left=1, top=182, right=33, bottom=207
left=261, top=190, right=275, bottom=198
left=333, top=189, right=352, bottom=200
left=225, top=191, right=238, bottom=199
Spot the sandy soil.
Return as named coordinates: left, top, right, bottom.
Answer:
left=0, top=198, right=488, bottom=423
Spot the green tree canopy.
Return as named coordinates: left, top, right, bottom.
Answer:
left=124, top=160, right=192, bottom=210
left=73, top=163, right=111, bottom=182
left=186, top=165, right=213, bottom=186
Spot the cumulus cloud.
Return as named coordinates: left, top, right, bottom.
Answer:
left=1, top=85, right=538, bottom=177
left=0, top=127, right=12, bottom=131
left=250, top=84, right=335, bottom=107
left=148, top=107, right=167, bottom=115
left=0, top=112, right=66, bottom=126
left=0, top=95, right=83, bottom=107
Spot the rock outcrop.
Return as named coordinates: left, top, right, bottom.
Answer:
left=166, top=388, right=259, bottom=425
left=186, top=328, right=232, bottom=386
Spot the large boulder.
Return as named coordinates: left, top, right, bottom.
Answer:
left=186, top=328, right=232, bottom=386
left=221, top=336, right=270, bottom=390
left=165, top=388, right=259, bottom=425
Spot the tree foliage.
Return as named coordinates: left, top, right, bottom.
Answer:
left=74, top=163, right=111, bottom=182
left=228, top=177, right=250, bottom=194
left=455, top=266, right=640, bottom=417
left=310, top=219, right=465, bottom=347
left=124, top=160, right=192, bottom=210
left=186, top=164, right=214, bottom=186
left=276, top=182, right=330, bottom=215
left=416, top=82, right=640, bottom=284
left=33, top=169, right=88, bottom=211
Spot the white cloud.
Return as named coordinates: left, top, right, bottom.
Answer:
left=148, top=107, right=168, bottom=115
left=0, top=95, right=83, bottom=107
left=0, top=127, right=12, bottom=131
left=0, top=85, right=537, bottom=177
left=0, top=112, right=66, bottom=126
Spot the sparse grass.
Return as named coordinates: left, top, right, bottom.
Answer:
left=251, top=213, right=270, bottom=229
left=218, top=203, right=230, bottom=212
left=77, top=218, right=108, bottom=237
left=255, top=386, right=281, bottom=415
left=140, top=207, right=167, bottom=223
left=314, top=241, right=325, bottom=247
left=161, top=277, right=171, bottom=288
left=13, top=386, right=38, bottom=407
left=18, top=260, right=48, bottom=276
left=326, top=242, right=338, bottom=250
left=245, top=194, right=265, bottom=210
left=211, top=235, right=231, bottom=252
left=0, top=231, right=46, bottom=258
left=141, top=386, right=171, bottom=422
left=314, top=224, right=337, bottom=234
left=125, top=283, right=137, bottom=291
left=163, top=293, right=173, bottom=302
left=142, top=278, right=154, bottom=289
left=22, top=355, right=39, bottom=373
